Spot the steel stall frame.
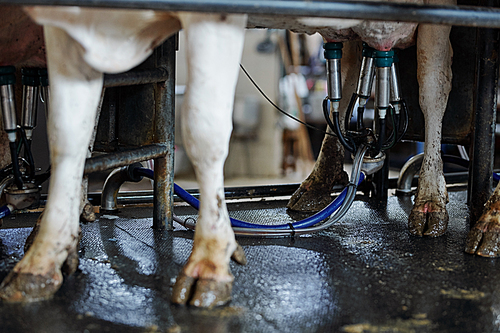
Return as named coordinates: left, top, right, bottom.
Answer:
left=3, top=0, right=500, bottom=29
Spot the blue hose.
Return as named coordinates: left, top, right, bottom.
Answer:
left=0, top=205, right=12, bottom=219
left=135, top=167, right=364, bottom=230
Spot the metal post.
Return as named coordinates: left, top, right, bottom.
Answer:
left=153, top=34, right=177, bottom=230
left=468, top=11, right=499, bottom=224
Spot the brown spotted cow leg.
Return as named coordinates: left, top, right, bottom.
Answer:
left=408, top=0, right=454, bottom=237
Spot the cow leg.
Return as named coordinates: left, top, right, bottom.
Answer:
left=287, top=41, right=361, bottom=212
left=408, top=0, right=454, bottom=236
left=171, top=13, right=247, bottom=308
left=465, top=183, right=500, bottom=256
left=0, top=25, right=102, bottom=302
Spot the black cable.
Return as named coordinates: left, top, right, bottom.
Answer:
left=323, top=99, right=356, bottom=153
left=9, top=141, right=23, bottom=189
left=344, top=93, right=358, bottom=132
left=382, top=106, right=398, bottom=150
left=357, top=106, right=365, bottom=131
left=398, top=99, right=409, bottom=141
left=239, top=63, right=335, bottom=137
left=20, top=128, right=35, bottom=179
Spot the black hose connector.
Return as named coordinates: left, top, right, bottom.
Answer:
left=128, top=163, right=145, bottom=182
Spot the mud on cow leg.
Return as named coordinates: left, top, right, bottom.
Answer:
left=465, top=183, right=500, bottom=257
left=0, top=25, right=103, bottom=302
left=287, top=41, right=360, bottom=212
left=170, top=13, right=247, bottom=308
left=408, top=0, right=454, bottom=237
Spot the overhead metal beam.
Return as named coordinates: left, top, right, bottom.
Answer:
left=2, top=0, right=500, bottom=29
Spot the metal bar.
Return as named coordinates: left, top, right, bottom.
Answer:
left=468, top=22, right=499, bottom=224
left=103, top=68, right=168, bottom=88
left=153, top=35, right=176, bottom=230
left=84, top=144, right=168, bottom=174
left=5, top=0, right=500, bottom=28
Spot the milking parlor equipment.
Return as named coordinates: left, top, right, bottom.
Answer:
left=322, top=42, right=408, bottom=190
left=0, top=0, right=499, bottom=233
left=0, top=66, right=48, bottom=216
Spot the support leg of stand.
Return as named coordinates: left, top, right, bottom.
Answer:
left=153, top=35, right=177, bottom=230
left=468, top=24, right=499, bottom=224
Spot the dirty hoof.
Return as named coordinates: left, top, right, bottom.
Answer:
left=465, top=222, right=500, bottom=257
left=172, top=243, right=245, bottom=308
left=287, top=187, right=334, bottom=213
left=80, top=201, right=96, bottom=223
left=0, top=270, right=63, bottom=302
left=408, top=201, right=449, bottom=237
left=287, top=171, right=348, bottom=213
left=171, top=272, right=232, bottom=308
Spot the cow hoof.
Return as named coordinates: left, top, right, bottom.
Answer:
left=80, top=201, right=96, bottom=223
left=287, top=171, right=348, bottom=212
left=408, top=202, right=449, bottom=237
left=465, top=222, right=500, bottom=257
left=171, top=272, right=232, bottom=308
left=287, top=187, right=334, bottom=212
left=171, top=243, right=245, bottom=308
left=0, top=270, right=63, bottom=302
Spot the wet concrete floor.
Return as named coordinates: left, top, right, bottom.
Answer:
left=1, top=190, right=500, bottom=332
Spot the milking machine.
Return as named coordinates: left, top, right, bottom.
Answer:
left=0, top=66, right=49, bottom=217
left=322, top=42, right=409, bottom=166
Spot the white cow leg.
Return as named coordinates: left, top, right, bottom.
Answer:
left=171, top=13, right=247, bottom=308
left=287, top=41, right=360, bottom=212
left=0, top=26, right=103, bottom=302
left=409, top=5, right=453, bottom=237
left=465, top=183, right=500, bottom=256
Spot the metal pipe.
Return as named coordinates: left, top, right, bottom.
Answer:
left=21, top=68, right=40, bottom=141
left=468, top=21, right=499, bottom=224
left=376, top=67, right=390, bottom=113
left=0, top=84, right=17, bottom=138
left=101, top=163, right=143, bottom=211
left=103, top=67, right=169, bottom=87
left=397, top=153, right=471, bottom=196
left=390, top=56, right=402, bottom=115
left=5, top=0, right=500, bottom=29
left=83, top=144, right=168, bottom=174
left=326, top=59, right=342, bottom=101
left=356, top=45, right=376, bottom=101
left=396, top=153, right=424, bottom=196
